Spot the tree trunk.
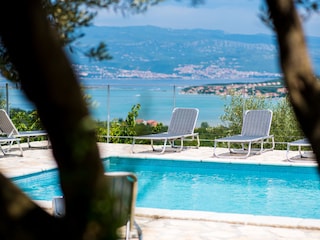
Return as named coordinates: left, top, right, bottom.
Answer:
left=0, top=0, right=114, bottom=239
left=265, top=0, right=320, bottom=169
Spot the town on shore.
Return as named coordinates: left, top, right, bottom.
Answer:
left=180, top=80, right=288, bottom=98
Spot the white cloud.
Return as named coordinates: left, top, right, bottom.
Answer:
left=94, top=1, right=318, bottom=37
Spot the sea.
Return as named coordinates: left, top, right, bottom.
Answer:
left=0, top=77, right=277, bottom=127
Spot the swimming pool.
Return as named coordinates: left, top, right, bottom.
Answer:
left=12, top=156, right=320, bottom=219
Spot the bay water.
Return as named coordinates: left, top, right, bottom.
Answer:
left=0, top=78, right=273, bottom=127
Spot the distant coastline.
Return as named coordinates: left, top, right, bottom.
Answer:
left=180, top=79, right=288, bottom=98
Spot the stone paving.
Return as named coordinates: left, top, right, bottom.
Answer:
left=1, top=141, right=320, bottom=239
left=135, top=216, right=320, bottom=240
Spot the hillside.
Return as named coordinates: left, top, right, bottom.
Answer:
left=72, top=26, right=320, bottom=81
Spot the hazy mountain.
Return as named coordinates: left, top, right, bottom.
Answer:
left=72, top=26, right=320, bottom=80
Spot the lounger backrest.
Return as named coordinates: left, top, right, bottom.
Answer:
left=241, top=110, right=273, bottom=136
left=167, top=108, right=199, bottom=135
left=52, top=172, right=138, bottom=231
left=52, top=196, right=65, bottom=217
left=0, top=109, right=20, bottom=137
left=104, top=172, right=138, bottom=231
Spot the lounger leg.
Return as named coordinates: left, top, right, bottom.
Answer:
left=160, top=139, right=168, bottom=154
left=27, top=137, right=31, bottom=148
left=214, top=141, right=254, bottom=158
left=17, top=139, right=23, bottom=157
left=169, top=140, right=175, bottom=148
left=196, top=135, right=200, bottom=148
left=131, top=138, right=136, bottom=153
left=286, top=143, right=291, bottom=161
left=1, top=139, right=23, bottom=157
left=298, top=145, right=302, bottom=157
left=151, top=139, right=155, bottom=151
left=241, top=143, right=245, bottom=151
left=134, top=221, right=143, bottom=240
left=271, top=137, right=275, bottom=150
left=233, top=142, right=252, bottom=158
left=0, top=145, right=5, bottom=155
left=213, top=141, right=218, bottom=157
left=7, top=139, right=14, bottom=152
left=244, top=142, right=252, bottom=158
left=261, top=137, right=275, bottom=153
left=258, top=139, right=263, bottom=154
left=178, top=138, right=184, bottom=152
left=125, top=220, right=130, bottom=240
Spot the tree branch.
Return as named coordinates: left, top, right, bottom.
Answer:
left=266, top=0, right=320, bottom=168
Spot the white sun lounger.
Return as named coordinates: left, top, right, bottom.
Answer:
left=213, top=109, right=275, bottom=158
left=0, top=136, right=23, bottom=156
left=52, top=172, right=142, bottom=240
left=132, top=107, right=200, bottom=154
left=286, top=138, right=315, bottom=161
left=0, top=109, right=48, bottom=150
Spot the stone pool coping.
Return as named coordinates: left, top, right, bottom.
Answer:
left=35, top=200, right=320, bottom=230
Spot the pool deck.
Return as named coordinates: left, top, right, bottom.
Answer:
left=1, top=141, right=320, bottom=239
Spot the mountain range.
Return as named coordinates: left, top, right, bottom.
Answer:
left=71, top=26, right=320, bottom=81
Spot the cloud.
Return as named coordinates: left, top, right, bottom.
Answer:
left=94, top=1, right=318, bottom=36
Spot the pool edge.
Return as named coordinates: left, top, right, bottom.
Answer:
left=35, top=200, right=320, bottom=230
left=135, top=207, right=320, bottom=230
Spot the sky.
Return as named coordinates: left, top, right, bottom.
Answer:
left=94, top=0, right=320, bottom=37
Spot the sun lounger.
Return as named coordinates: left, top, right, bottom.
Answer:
left=213, top=109, right=274, bottom=158
left=0, top=136, right=23, bottom=156
left=52, top=172, right=142, bottom=240
left=0, top=109, right=48, bottom=149
left=286, top=138, right=315, bottom=161
left=132, top=107, right=200, bottom=154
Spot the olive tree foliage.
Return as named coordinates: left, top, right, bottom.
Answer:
left=220, top=93, right=272, bottom=135
left=10, top=109, right=44, bottom=131
left=104, top=104, right=141, bottom=143
left=220, top=93, right=303, bottom=149
left=96, top=104, right=164, bottom=143
left=263, top=0, right=320, bottom=169
left=0, top=0, right=166, bottom=81
left=271, top=97, right=304, bottom=145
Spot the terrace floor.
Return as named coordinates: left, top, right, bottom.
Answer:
left=1, top=141, right=320, bottom=240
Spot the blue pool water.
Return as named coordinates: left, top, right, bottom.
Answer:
left=12, top=157, right=320, bottom=219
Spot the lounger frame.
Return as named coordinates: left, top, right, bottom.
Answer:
left=213, top=109, right=274, bottom=158
left=286, top=138, right=314, bottom=161
left=52, top=172, right=142, bottom=240
left=0, top=109, right=48, bottom=153
left=132, top=108, right=200, bottom=154
left=0, top=136, right=23, bottom=156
